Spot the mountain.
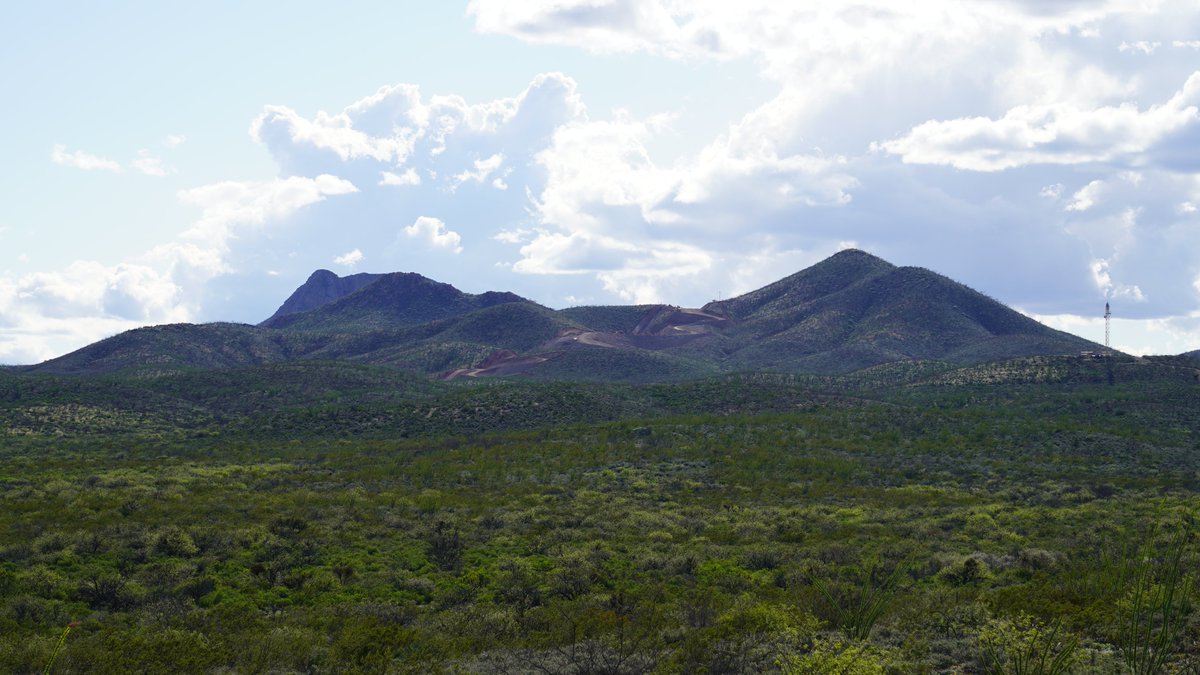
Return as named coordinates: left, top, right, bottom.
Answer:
left=1182, top=349, right=1200, bottom=360
left=22, top=250, right=1104, bottom=380
left=260, top=271, right=528, bottom=331
left=262, top=269, right=382, bottom=325
left=699, top=249, right=1095, bottom=372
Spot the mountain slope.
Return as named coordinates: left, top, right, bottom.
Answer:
left=24, top=323, right=300, bottom=376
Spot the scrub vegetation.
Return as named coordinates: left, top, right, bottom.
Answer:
left=3, top=355, right=1199, bottom=673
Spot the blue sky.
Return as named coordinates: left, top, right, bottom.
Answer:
left=3, top=1, right=1200, bottom=363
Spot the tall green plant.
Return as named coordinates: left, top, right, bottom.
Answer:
left=812, top=557, right=908, bottom=641
left=43, top=621, right=78, bottom=675
left=1116, top=524, right=1194, bottom=675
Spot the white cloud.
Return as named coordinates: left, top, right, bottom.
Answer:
left=251, top=92, right=419, bottom=163
left=333, top=248, right=364, bottom=267
left=404, top=216, right=463, bottom=254
left=251, top=74, right=585, bottom=176
left=178, top=174, right=358, bottom=249
left=1173, top=40, right=1200, bottom=49
left=0, top=261, right=191, bottom=363
left=876, top=71, right=1200, bottom=171
left=0, top=173, right=361, bottom=364
left=595, top=243, right=713, bottom=303
left=1180, top=201, right=1197, bottom=213
left=468, top=0, right=709, bottom=59
left=1090, top=258, right=1112, bottom=291
left=51, top=144, right=120, bottom=172
left=379, top=168, right=422, bottom=186
left=453, top=153, right=505, bottom=188
left=163, top=134, right=187, bottom=148
left=493, top=227, right=537, bottom=244
left=1040, top=183, right=1064, bottom=199
left=1089, top=257, right=1147, bottom=302
left=132, top=150, right=172, bottom=177
left=1021, top=310, right=1200, bottom=356
left=468, top=0, right=1150, bottom=62
left=1118, top=40, right=1160, bottom=54
left=1066, top=180, right=1106, bottom=211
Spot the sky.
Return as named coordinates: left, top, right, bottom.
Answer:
left=3, top=0, right=1200, bottom=363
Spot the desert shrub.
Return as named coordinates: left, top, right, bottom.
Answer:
left=677, top=600, right=819, bottom=674
left=978, top=613, right=1079, bottom=675
left=779, top=637, right=895, bottom=675
left=152, top=526, right=199, bottom=557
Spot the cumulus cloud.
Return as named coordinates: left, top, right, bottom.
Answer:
left=51, top=144, right=120, bottom=172
left=163, top=134, right=187, bottom=148
left=250, top=73, right=585, bottom=182
left=178, top=174, right=358, bottom=249
left=876, top=71, right=1200, bottom=171
left=251, top=97, right=417, bottom=164
left=0, top=261, right=191, bottom=363
left=459, top=0, right=1200, bottom=318
left=404, top=216, right=463, bottom=254
left=1066, top=180, right=1106, bottom=211
left=334, top=248, right=364, bottom=267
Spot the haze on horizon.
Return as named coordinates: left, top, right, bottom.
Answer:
left=3, top=0, right=1200, bottom=364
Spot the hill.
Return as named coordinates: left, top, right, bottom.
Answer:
left=24, top=323, right=297, bottom=376
left=699, top=249, right=1095, bottom=372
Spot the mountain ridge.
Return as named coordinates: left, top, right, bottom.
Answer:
left=22, top=250, right=1106, bottom=380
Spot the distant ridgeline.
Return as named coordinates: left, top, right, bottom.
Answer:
left=20, top=249, right=1111, bottom=381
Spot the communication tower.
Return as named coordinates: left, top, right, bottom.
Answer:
left=1104, top=301, right=1111, bottom=349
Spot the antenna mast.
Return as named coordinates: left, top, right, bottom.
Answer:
left=1104, top=301, right=1111, bottom=349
